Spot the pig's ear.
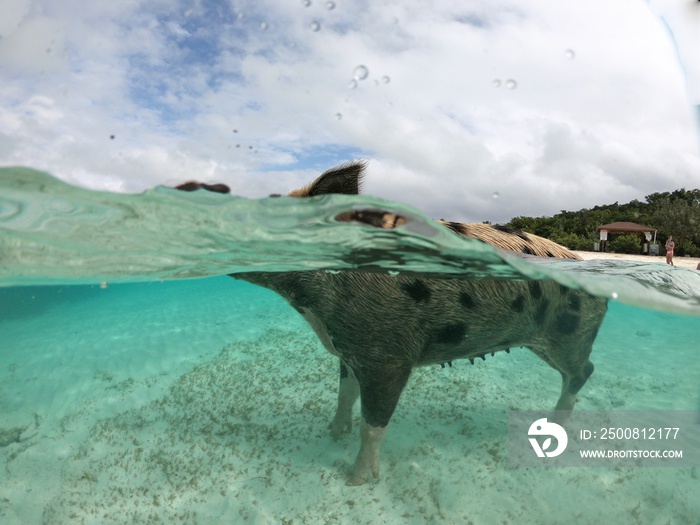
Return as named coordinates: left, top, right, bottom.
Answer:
left=288, top=160, right=366, bottom=197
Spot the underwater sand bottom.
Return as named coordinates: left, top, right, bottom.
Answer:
left=2, top=311, right=699, bottom=525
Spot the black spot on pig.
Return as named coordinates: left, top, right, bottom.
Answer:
left=494, top=225, right=530, bottom=241
left=534, top=300, right=549, bottom=325
left=433, top=323, right=467, bottom=345
left=401, top=279, right=432, bottom=302
left=510, top=295, right=525, bottom=312
left=444, top=222, right=468, bottom=236
left=528, top=281, right=543, bottom=300
left=568, top=294, right=581, bottom=312
left=556, top=312, right=580, bottom=334
left=459, top=292, right=476, bottom=308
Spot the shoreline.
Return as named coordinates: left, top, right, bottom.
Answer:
left=573, top=250, right=700, bottom=270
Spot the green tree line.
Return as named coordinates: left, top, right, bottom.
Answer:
left=501, top=189, right=700, bottom=256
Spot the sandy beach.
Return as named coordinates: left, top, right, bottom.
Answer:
left=574, top=250, right=700, bottom=271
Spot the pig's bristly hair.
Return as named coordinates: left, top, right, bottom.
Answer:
left=439, top=221, right=581, bottom=260
left=287, top=160, right=367, bottom=197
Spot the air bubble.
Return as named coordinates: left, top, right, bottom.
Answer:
left=310, top=21, right=321, bottom=32
left=353, top=65, right=369, bottom=80
left=348, top=79, right=358, bottom=89
left=302, top=0, right=311, bottom=6
left=492, top=192, right=500, bottom=199
left=260, top=21, right=268, bottom=30
left=325, top=1, right=336, bottom=9
left=492, top=79, right=502, bottom=88
left=334, top=112, right=342, bottom=120
left=382, top=75, right=390, bottom=84
left=565, top=49, right=576, bottom=60
left=611, top=292, right=619, bottom=300
left=388, top=270, right=400, bottom=277
left=100, top=282, right=109, bottom=289
left=505, top=79, right=517, bottom=90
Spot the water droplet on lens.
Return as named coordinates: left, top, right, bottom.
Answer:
left=325, top=1, right=336, bottom=10
left=492, top=192, right=500, bottom=199
left=348, top=79, right=358, bottom=89
left=382, top=75, right=390, bottom=84
left=492, top=79, right=501, bottom=88
left=505, top=79, right=517, bottom=90
left=260, top=21, right=268, bottom=30
left=565, top=49, right=576, bottom=60
left=310, top=21, right=320, bottom=31
left=353, top=65, right=369, bottom=80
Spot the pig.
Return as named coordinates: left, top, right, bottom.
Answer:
left=239, top=270, right=606, bottom=485
left=228, top=162, right=608, bottom=485
left=174, top=161, right=606, bottom=484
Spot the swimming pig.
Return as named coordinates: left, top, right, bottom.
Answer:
left=224, top=162, right=608, bottom=485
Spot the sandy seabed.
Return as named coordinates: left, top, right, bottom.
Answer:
left=1, top=268, right=699, bottom=525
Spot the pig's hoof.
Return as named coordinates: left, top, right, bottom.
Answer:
left=346, top=472, right=368, bottom=486
left=346, top=463, right=374, bottom=486
left=345, top=453, right=379, bottom=486
left=328, top=417, right=352, bottom=439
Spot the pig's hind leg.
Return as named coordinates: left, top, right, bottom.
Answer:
left=553, top=358, right=595, bottom=414
left=530, top=342, right=595, bottom=419
left=329, top=360, right=360, bottom=438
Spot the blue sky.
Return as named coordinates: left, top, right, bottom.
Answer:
left=0, top=0, right=698, bottom=224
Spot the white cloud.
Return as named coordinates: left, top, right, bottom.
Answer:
left=0, top=0, right=698, bottom=224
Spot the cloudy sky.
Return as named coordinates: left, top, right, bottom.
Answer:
left=1, top=0, right=699, bottom=224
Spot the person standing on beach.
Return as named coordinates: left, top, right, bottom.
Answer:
left=665, top=236, right=675, bottom=266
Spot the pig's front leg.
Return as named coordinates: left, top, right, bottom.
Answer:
left=329, top=360, right=360, bottom=438
left=347, top=418, right=388, bottom=486
left=346, top=362, right=412, bottom=485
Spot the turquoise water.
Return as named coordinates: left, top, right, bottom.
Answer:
left=1, top=168, right=700, bottom=524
